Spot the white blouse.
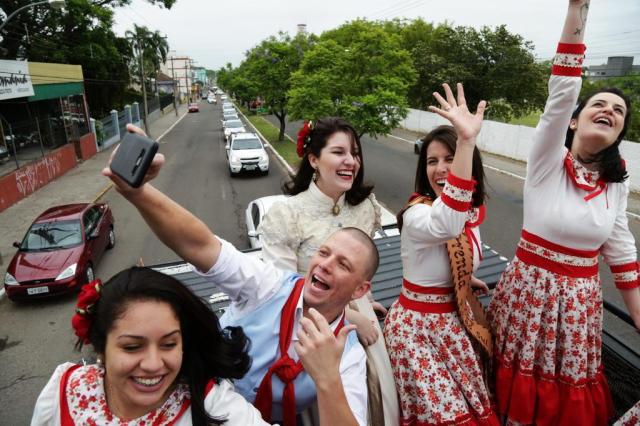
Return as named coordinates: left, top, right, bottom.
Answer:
left=31, top=362, right=270, bottom=426
left=259, top=181, right=382, bottom=273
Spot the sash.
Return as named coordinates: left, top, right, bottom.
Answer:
left=398, top=194, right=493, bottom=358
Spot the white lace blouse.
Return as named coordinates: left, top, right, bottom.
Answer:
left=259, top=182, right=382, bottom=273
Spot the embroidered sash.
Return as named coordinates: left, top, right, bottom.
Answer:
left=398, top=195, right=493, bottom=358
left=254, top=278, right=345, bottom=426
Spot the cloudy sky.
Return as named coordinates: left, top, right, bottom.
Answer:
left=113, top=0, right=639, bottom=70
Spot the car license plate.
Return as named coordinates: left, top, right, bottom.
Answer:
left=244, top=165, right=256, bottom=170
left=27, top=286, right=49, bottom=295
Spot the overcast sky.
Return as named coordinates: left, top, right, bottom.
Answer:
left=113, top=0, right=639, bottom=70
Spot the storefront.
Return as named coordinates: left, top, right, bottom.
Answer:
left=0, top=60, right=96, bottom=212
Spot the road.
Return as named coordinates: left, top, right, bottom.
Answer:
left=1, top=105, right=639, bottom=424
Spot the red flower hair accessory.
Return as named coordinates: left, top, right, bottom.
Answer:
left=296, top=120, right=313, bottom=158
left=71, top=279, right=103, bottom=343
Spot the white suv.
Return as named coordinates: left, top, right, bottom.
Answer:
left=222, top=119, right=246, bottom=141
left=226, top=133, right=269, bottom=176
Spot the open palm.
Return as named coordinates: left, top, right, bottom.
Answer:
left=428, top=83, right=486, bottom=142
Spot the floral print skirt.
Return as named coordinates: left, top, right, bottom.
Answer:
left=384, top=286, right=498, bottom=426
left=615, top=401, right=640, bottom=426
left=488, top=256, right=614, bottom=426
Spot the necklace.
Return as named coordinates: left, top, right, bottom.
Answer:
left=332, top=204, right=340, bottom=216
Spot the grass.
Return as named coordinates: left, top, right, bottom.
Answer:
left=508, top=110, right=542, bottom=127
left=239, top=107, right=300, bottom=169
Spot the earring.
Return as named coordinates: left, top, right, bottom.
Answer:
left=312, top=169, right=318, bottom=183
left=96, top=356, right=103, bottom=366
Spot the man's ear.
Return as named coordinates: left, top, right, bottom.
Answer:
left=351, top=280, right=371, bottom=301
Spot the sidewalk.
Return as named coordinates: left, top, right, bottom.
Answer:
left=0, top=104, right=188, bottom=276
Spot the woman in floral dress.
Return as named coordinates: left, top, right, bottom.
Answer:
left=31, top=267, right=269, bottom=426
left=384, top=82, right=498, bottom=425
left=487, top=1, right=640, bottom=425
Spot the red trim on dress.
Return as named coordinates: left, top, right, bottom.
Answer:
left=521, top=230, right=599, bottom=257
left=440, top=195, right=471, bottom=212
left=59, top=364, right=82, bottom=426
left=610, top=262, right=638, bottom=273
left=446, top=172, right=476, bottom=191
left=398, top=293, right=457, bottom=314
left=401, top=405, right=500, bottom=426
left=552, top=43, right=585, bottom=77
left=557, top=43, right=586, bottom=55
left=611, top=261, right=640, bottom=289
left=403, top=279, right=453, bottom=295
left=441, top=173, right=475, bottom=212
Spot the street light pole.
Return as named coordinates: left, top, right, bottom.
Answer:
left=0, top=0, right=65, bottom=32
left=137, top=38, right=150, bottom=137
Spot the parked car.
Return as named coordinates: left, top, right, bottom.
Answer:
left=414, top=138, right=423, bottom=154
left=222, top=119, right=246, bottom=141
left=4, top=203, right=115, bottom=301
left=222, top=107, right=236, bottom=116
left=222, top=101, right=234, bottom=108
left=244, top=195, right=397, bottom=249
left=207, top=96, right=217, bottom=104
left=220, top=95, right=228, bottom=101
left=226, top=133, right=269, bottom=177
left=188, top=103, right=200, bottom=113
left=222, top=111, right=239, bottom=121
left=0, top=144, right=9, bottom=162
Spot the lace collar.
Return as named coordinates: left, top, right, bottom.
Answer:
left=308, top=181, right=346, bottom=215
left=564, top=150, right=601, bottom=191
left=65, top=364, right=190, bottom=425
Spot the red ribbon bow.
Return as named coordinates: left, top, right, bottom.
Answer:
left=71, top=279, right=103, bottom=343
left=296, top=121, right=313, bottom=158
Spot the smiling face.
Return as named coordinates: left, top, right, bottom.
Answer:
left=103, top=300, right=182, bottom=420
left=304, top=231, right=371, bottom=322
left=309, top=131, right=361, bottom=201
left=571, top=92, right=628, bottom=157
left=426, top=140, right=454, bottom=198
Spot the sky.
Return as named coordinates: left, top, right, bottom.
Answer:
left=113, top=0, right=640, bottom=71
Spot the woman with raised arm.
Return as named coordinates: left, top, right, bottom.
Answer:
left=487, top=1, right=640, bottom=424
left=384, top=83, right=498, bottom=425
left=258, top=117, right=399, bottom=426
left=31, top=267, right=269, bottom=426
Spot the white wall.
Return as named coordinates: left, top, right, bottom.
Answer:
left=400, top=108, right=640, bottom=192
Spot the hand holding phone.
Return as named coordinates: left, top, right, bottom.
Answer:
left=109, top=132, right=159, bottom=188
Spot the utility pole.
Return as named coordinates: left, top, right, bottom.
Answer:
left=170, top=56, right=178, bottom=117
left=137, top=37, right=150, bottom=137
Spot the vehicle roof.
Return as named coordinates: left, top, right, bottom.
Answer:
left=232, top=132, right=259, bottom=140
left=34, top=203, right=93, bottom=223
left=225, top=119, right=242, bottom=124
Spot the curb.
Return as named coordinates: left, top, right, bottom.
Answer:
left=235, top=106, right=295, bottom=175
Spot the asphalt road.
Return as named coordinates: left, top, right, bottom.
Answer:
left=1, top=106, right=638, bottom=424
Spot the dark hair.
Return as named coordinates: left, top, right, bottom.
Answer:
left=564, top=87, right=631, bottom=183
left=86, top=267, right=251, bottom=426
left=335, top=227, right=380, bottom=280
left=415, top=125, right=485, bottom=207
left=283, top=117, right=374, bottom=205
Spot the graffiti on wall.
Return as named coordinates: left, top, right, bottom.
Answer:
left=14, top=154, right=63, bottom=197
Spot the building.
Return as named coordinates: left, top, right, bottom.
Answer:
left=161, top=52, right=193, bottom=102
left=585, top=56, right=640, bottom=81
left=0, top=60, right=97, bottom=212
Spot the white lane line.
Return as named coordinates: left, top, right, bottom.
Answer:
left=157, top=111, right=189, bottom=143
left=387, top=133, right=640, bottom=221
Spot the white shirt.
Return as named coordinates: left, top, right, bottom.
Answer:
left=192, top=238, right=368, bottom=426
left=31, top=362, right=269, bottom=426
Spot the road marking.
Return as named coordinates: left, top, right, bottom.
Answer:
left=157, top=111, right=189, bottom=143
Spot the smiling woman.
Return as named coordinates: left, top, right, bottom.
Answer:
left=30, top=267, right=270, bottom=426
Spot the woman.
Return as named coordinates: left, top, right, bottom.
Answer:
left=384, top=83, right=498, bottom=425
left=487, top=1, right=640, bottom=425
left=259, top=117, right=399, bottom=426
left=31, top=267, right=270, bottom=425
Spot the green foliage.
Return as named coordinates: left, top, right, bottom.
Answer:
left=288, top=20, right=417, bottom=138
left=582, top=75, right=640, bottom=142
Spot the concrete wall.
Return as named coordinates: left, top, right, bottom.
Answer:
left=0, top=144, right=77, bottom=212
left=400, top=108, right=640, bottom=192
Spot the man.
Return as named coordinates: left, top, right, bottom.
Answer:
left=103, top=125, right=379, bottom=426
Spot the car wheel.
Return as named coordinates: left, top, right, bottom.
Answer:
left=85, top=264, right=95, bottom=284
left=262, top=169, right=269, bottom=176
left=229, top=168, right=236, bottom=177
left=107, top=227, right=115, bottom=249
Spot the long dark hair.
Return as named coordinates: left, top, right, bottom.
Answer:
left=86, top=267, right=251, bottom=426
left=283, top=117, right=374, bottom=205
left=565, top=87, right=631, bottom=183
left=415, top=125, right=485, bottom=207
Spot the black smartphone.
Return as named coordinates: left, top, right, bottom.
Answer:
left=110, top=132, right=159, bottom=188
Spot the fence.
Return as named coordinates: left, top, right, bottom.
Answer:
left=400, top=108, right=640, bottom=193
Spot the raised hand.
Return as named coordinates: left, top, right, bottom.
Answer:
left=101, top=124, right=165, bottom=197
left=428, top=83, right=486, bottom=143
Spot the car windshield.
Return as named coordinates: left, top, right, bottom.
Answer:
left=21, top=220, right=82, bottom=251
left=232, top=138, right=261, bottom=150
left=226, top=120, right=243, bottom=128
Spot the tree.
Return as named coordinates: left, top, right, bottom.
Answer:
left=583, top=75, right=640, bottom=142
left=125, top=24, right=169, bottom=93
left=287, top=20, right=417, bottom=138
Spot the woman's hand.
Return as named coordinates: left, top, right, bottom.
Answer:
left=371, top=301, right=388, bottom=320
left=101, top=124, right=165, bottom=198
left=470, top=275, right=489, bottom=296
left=428, top=83, right=486, bottom=144
left=347, top=308, right=379, bottom=347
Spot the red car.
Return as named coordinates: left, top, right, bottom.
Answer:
left=188, top=102, right=199, bottom=113
left=4, top=203, right=115, bottom=301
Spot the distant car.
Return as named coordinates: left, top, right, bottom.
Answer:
left=222, top=107, right=236, bottom=116
left=220, top=95, right=228, bottom=101
left=207, top=97, right=217, bottom=104
left=4, top=203, right=115, bottom=301
left=414, top=138, right=424, bottom=154
left=216, top=89, right=224, bottom=95
left=188, top=103, right=200, bottom=113
left=222, top=112, right=239, bottom=122
left=226, top=133, right=269, bottom=177
left=244, top=195, right=398, bottom=249
left=222, top=101, right=234, bottom=108
left=222, top=119, right=246, bottom=141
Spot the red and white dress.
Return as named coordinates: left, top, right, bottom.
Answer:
left=615, top=401, right=640, bottom=426
left=383, top=173, right=498, bottom=426
left=31, top=362, right=270, bottom=425
left=487, top=43, right=639, bottom=426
